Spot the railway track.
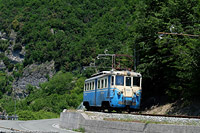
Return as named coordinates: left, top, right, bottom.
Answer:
left=87, top=110, right=200, bottom=120
left=131, top=112, right=200, bottom=119
left=85, top=110, right=200, bottom=127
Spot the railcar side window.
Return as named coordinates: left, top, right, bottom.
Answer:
left=101, top=79, right=104, bottom=89
left=116, top=75, right=124, bottom=86
left=98, top=80, right=100, bottom=89
left=111, top=76, right=114, bottom=85
left=84, top=83, right=86, bottom=91
left=133, top=77, right=140, bottom=86
left=90, top=82, right=92, bottom=90
left=126, top=77, right=131, bottom=86
left=92, top=81, right=95, bottom=90
left=105, top=78, right=108, bottom=88
left=86, top=83, right=89, bottom=90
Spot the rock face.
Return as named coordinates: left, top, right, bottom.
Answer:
left=0, top=60, right=6, bottom=70
left=5, top=45, right=25, bottom=63
left=0, top=30, right=55, bottom=98
left=0, top=31, right=7, bottom=40
left=0, top=29, right=25, bottom=64
left=13, top=60, right=55, bottom=91
left=6, top=30, right=25, bottom=63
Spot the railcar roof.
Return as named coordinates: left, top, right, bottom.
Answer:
left=85, top=70, right=141, bottom=82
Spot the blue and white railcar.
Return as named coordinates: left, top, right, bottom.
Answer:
left=83, top=70, right=142, bottom=112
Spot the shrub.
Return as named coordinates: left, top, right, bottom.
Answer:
left=17, top=110, right=59, bottom=120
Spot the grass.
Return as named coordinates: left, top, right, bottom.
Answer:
left=17, top=110, right=59, bottom=120
left=73, top=127, right=85, bottom=132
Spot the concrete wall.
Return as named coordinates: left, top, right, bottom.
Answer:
left=60, top=111, right=200, bottom=133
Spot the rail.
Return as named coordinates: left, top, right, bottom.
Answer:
left=86, top=110, right=200, bottom=119
left=131, top=113, right=200, bottom=119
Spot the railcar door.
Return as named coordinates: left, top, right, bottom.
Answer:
left=124, top=76, right=133, bottom=97
left=107, top=75, right=111, bottom=98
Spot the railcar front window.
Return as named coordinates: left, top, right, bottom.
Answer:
left=133, top=77, right=140, bottom=86
left=116, top=75, right=124, bottom=86
left=111, top=76, right=114, bottom=85
left=126, top=77, right=131, bottom=86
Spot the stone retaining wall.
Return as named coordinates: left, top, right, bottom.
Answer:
left=60, top=111, right=200, bottom=133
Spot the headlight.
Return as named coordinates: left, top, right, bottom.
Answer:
left=117, top=91, right=121, bottom=95
left=136, top=91, right=140, bottom=96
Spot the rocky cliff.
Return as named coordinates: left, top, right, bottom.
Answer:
left=12, top=60, right=55, bottom=96
left=0, top=29, right=25, bottom=64
left=0, top=29, right=55, bottom=97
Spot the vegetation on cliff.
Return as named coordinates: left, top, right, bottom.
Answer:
left=0, top=0, right=200, bottom=119
left=0, top=72, right=84, bottom=120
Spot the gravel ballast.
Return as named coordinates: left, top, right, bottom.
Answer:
left=84, top=111, right=200, bottom=126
